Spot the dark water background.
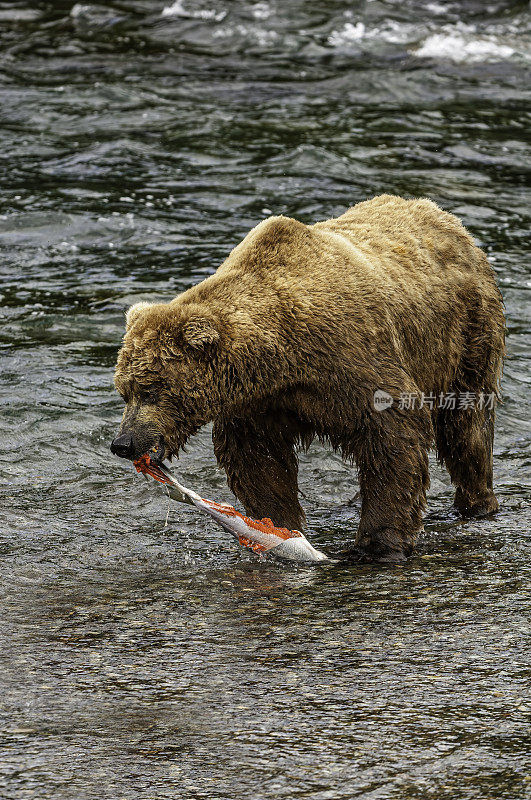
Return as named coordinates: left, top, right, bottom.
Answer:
left=1, top=1, right=530, bottom=798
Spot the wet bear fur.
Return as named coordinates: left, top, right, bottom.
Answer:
left=114, top=195, right=505, bottom=561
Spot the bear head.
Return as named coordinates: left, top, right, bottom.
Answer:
left=111, top=300, right=225, bottom=463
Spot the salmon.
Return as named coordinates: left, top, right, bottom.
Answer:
left=134, top=453, right=329, bottom=563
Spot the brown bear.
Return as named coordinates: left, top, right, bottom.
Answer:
left=111, top=195, right=505, bottom=561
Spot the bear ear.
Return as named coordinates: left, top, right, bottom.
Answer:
left=182, top=317, right=220, bottom=353
left=125, top=301, right=153, bottom=329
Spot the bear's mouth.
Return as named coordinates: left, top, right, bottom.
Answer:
left=147, top=440, right=166, bottom=466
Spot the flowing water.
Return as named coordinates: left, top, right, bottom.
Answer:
left=1, top=1, right=530, bottom=798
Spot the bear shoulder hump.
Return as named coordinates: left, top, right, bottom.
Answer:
left=252, top=215, right=308, bottom=247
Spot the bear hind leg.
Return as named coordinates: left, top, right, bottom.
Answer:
left=436, top=404, right=499, bottom=517
left=438, top=287, right=504, bottom=517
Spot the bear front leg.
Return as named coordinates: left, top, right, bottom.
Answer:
left=347, top=409, right=433, bottom=562
left=212, top=413, right=305, bottom=531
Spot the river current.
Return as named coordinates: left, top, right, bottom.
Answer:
left=0, top=2, right=530, bottom=799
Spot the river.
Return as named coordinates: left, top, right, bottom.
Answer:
left=0, top=2, right=530, bottom=798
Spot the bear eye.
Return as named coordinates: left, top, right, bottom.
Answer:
left=141, top=389, right=158, bottom=405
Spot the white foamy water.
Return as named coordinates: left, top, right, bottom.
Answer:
left=425, top=2, right=447, bottom=14
left=328, top=17, right=527, bottom=64
left=328, top=21, right=367, bottom=46
left=328, top=19, right=427, bottom=49
left=415, top=30, right=515, bottom=63
left=162, top=0, right=227, bottom=21
left=212, top=23, right=278, bottom=46
left=251, top=2, right=272, bottom=20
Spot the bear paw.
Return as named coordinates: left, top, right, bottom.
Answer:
left=337, top=544, right=408, bottom=564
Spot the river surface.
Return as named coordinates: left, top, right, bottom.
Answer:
left=1, top=2, right=530, bottom=799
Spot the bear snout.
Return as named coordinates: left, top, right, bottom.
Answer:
left=110, top=432, right=136, bottom=459
left=110, top=429, right=166, bottom=463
